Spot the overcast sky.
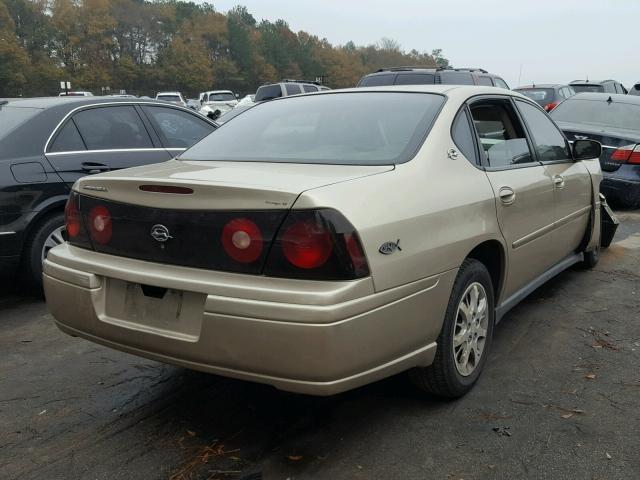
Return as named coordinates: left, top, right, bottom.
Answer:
left=210, top=0, right=638, bottom=88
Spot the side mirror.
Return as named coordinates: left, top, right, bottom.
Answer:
left=573, top=139, right=602, bottom=161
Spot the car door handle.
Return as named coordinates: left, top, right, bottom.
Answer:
left=81, top=162, right=110, bottom=174
left=498, top=186, right=516, bottom=205
left=553, top=175, right=565, bottom=189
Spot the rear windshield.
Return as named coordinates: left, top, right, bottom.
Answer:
left=255, top=85, right=282, bottom=102
left=208, top=93, right=235, bottom=102
left=157, top=95, right=181, bottom=102
left=0, top=106, right=40, bottom=139
left=571, top=84, right=604, bottom=93
left=516, top=88, right=555, bottom=105
left=551, top=99, right=640, bottom=132
left=182, top=92, right=445, bottom=165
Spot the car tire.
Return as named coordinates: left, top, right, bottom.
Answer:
left=23, top=212, right=65, bottom=289
left=409, top=259, right=495, bottom=398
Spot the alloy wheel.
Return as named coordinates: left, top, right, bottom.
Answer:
left=453, top=282, right=489, bottom=377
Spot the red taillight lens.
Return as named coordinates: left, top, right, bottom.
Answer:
left=64, top=195, right=81, bottom=238
left=88, top=205, right=112, bottom=244
left=544, top=101, right=559, bottom=112
left=265, top=209, right=369, bottom=280
left=611, top=144, right=636, bottom=162
left=221, top=218, right=263, bottom=263
left=629, top=146, right=640, bottom=164
left=281, top=220, right=333, bottom=269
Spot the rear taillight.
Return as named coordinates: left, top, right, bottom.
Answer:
left=221, top=218, right=263, bottom=263
left=64, top=195, right=81, bottom=238
left=264, top=209, right=369, bottom=280
left=611, top=144, right=640, bottom=164
left=544, top=101, right=559, bottom=112
left=88, top=205, right=112, bottom=245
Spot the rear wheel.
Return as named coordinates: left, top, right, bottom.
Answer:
left=24, top=212, right=65, bottom=289
left=409, top=259, right=495, bottom=398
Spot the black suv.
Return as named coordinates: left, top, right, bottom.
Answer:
left=0, top=97, right=217, bottom=287
left=356, top=67, right=510, bottom=89
left=569, top=79, right=627, bottom=94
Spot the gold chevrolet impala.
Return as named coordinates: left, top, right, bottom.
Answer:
left=44, top=86, right=603, bottom=397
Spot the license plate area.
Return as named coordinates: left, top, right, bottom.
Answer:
left=102, top=279, right=205, bottom=342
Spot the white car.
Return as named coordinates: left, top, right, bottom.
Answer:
left=155, top=92, right=186, bottom=107
left=236, top=94, right=255, bottom=107
left=199, top=90, right=238, bottom=115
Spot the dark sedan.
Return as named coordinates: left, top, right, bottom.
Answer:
left=550, top=93, right=640, bottom=206
left=0, top=97, right=217, bottom=287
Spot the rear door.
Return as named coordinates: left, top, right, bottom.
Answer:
left=468, top=97, right=556, bottom=299
left=45, top=104, right=171, bottom=185
left=516, top=99, right=591, bottom=259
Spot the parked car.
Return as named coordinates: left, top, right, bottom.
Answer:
left=213, top=103, right=254, bottom=126
left=45, top=86, right=603, bottom=398
left=155, top=92, right=186, bottom=107
left=513, top=84, right=575, bottom=111
left=254, top=81, right=327, bottom=102
left=357, top=67, right=510, bottom=89
left=199, top=90, right=238, bottom=115
left=628, top=82, right=640, bottom=96
left=0, top=97, right=217, bottom=286
left=550, top=92, right=640, bottom=206
left=569, top=80, right=627, bottom=94
left=236, top=94, right=255, bottom=107
left=59, top=91, right=93, bottom=97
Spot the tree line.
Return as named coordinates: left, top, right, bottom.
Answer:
left=0, top=0, right=449, bottom=98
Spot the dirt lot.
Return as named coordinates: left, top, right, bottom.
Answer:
left=1, top=209, right=639, bottom=480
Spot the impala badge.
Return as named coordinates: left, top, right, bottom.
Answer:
left=379, top=239, right=402, bottom=255
left=150, top=224, right=172, bottom=243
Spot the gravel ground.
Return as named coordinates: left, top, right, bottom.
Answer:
left=1, top=209, right=639, bottom=480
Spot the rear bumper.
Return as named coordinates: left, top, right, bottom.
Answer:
left=44, top=244, right=455, bottom=395
left=601, top=176, right=640, bottom=206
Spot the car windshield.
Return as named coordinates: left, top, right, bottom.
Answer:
left=551, top=99, right=640, bottom=132
left=157, top=95, right=181, bottom=102
left=0, top=106, right=40, bottom=139
left=516, top=88, right=555, bottom=105
left=571, top=84, right=604, bottom=93
left=208, top=93, right=235, bottom=102
left=181, top=92, right=445, bottom=165
left=254, top=85, right=282, bottom=102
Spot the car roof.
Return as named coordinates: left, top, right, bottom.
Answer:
left=567, top=92, right=640, bottom=104
left=569, top=80, right=616, bottom=85
left=204, top=90, right=234, bottom=94
left=156, top=92, right=182, bottom=96
left=0, top=96, right=162, bottom=109
left=301, top=85, right=521, bottom=100
left=515, top=84, right=564, bottom=89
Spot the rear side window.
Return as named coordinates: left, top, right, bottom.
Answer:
left=476, top=76, right=494, bottom=86
left=394, top=73, right=435, bottom=85
left=255, top=85, right=282, bottom=101
left=183, top=92, right=445, bottom=166
left=358, top=74, right=396, bottom=87
left=494, top=78, right=510, bottom=89
left=302, top=85, right=318, bottom=93
left=516, top=100, right=570, bottom=162
left=73, top=106, right=153, bottom=150
left=143, top=106, right=215, bottom=148
left=452, top=109, right=478, bottom=164
left=438, top=72, right=474, bottom=85
left=571, top=84, right=604, bottom=93
left=49, top=120, right=86, bottom=152
left=285, top=84, right=302, bottom=95
left=469, top=99, right=533, bottom=168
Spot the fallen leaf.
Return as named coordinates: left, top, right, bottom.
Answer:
left=585, top=374, right=597, bottom=380
left=38, top=409, right=47, bottom=415
left=287, top=455, right=303, bottom=461
left=561, top=413, right=574, bottom=419
left=186, top=430, right=196, bottom=437
left=606, top=452, right=612, bottom=460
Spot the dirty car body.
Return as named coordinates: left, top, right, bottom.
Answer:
left=44, top=86, right=603, bottom=396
